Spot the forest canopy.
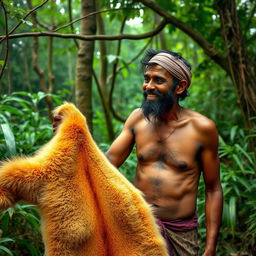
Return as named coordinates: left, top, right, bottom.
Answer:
left=0, top=0, right=255, bottom=255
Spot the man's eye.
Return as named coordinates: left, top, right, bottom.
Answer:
left=144, top=77, right=150, bottom=82
left=155, top=78, right=164, bottom=84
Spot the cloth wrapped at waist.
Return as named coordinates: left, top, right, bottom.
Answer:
left=156, top=213, right=199, bottom=256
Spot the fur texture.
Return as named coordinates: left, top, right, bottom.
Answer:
left=0, top=103, right=168, bottom=256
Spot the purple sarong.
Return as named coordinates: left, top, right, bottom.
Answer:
left=157, top=213, right=199, bottom=256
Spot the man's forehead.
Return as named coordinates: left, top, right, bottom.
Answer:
left=144, top=65, right=173, bottom=78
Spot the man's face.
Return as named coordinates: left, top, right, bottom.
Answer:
left=141, top=65, right=177, bottom=121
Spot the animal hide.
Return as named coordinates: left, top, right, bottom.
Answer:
left=0, top=103, right=168, bottom=256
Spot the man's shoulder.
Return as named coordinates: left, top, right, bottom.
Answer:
left=124, top=108, right=144, bottom=128
left=184, top=109, right=217, bottom=136
left=127, top=108, right=144, bottom=121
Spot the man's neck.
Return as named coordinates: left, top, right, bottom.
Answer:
left=157, top=103, right=183, bottom=124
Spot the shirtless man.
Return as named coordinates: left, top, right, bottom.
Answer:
left=53, top=49, right=223, bottom=256
left=105, top=50, right=223, bottom=256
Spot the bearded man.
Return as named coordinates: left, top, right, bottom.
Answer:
left=53, top=49, right=223, bottom=256
left=105, top=49, right=223, bottom=256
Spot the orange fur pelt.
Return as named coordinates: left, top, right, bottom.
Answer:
left=0, top=103, right=168, bottom=256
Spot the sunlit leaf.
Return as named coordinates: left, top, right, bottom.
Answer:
left=0, top=246, right=14, bottom=256
left=0, top=123, right=16, bottom=157
left=229, top=197, right=236, bottom=236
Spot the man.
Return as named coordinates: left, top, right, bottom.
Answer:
left=53, top=49, right=223, bottom=256
left=104, top=49, right=223, bottom=256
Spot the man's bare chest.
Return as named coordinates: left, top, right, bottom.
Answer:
left=134, top=124, right=203, bottom=170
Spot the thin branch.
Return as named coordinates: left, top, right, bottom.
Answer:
left=0, top=1, right=9, bottom=81
left=54, top=7, right=140, bottom=32
left=34, top=17, right=52, bottom=30
left=27, top=0, right=51, bottom=32
left=0, top=0, right=49, bottom=44
left=109, top=16, right=128, bottom=122
left=106, top=37, right=153, bottom=83
left=68, top=0, right=79, bottom=48
left=92, top=68, right=104, bottom=124
left=27, top=0, right=51, bottom=31
left=96, top=11, right=108, bottom=86
left=136, top=0, right=228, bottom=72
left=0, top=18, right=167, bottom=41
left=47, top=36, right=55, bottom=93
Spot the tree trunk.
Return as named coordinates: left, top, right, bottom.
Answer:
left=45, top=36, right=54, bottom=118
left=216, top=0, right=256, bottom=141
left=75, top=0, right=96, bottom=132
left=95, top=13, right=115, bottom=141
left=154, top=14, right=167, bottom=50
left=28, top=0, right=54, bottom=119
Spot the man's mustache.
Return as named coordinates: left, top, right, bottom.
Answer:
left=143, top=90, right=163, bottom=98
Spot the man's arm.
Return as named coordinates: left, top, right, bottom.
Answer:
left=199, top=119, right=223, bottom=256
left=106, top=109, right=142, bottom=168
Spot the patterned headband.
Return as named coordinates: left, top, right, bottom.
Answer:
left=148, top=53, right=192, bottom=86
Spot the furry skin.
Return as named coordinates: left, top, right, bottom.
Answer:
left=0, top=103, right=168, bottom=256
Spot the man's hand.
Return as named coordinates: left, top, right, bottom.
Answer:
left=52, top=114, right=63, bottom=134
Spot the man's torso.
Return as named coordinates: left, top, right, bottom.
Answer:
left=131, top=108, right=208, bottom=221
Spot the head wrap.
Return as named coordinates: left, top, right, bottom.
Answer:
left=148, top=52, right=192, bottom=87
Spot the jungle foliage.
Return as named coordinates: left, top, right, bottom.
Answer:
left=0, top=0, right=255, bottom=255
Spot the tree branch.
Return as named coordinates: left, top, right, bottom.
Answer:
left=106, top=37, right=153, bottom=83
left=136, top=0, right=228, bottom=72
left=0, top=0, right=49, bottom=44
left=27, top=0, right=51, bottom=31
left=0, top=1, right=9, bottom=82
left=109, top=16, right=128, bottom=123
left=68, top=0, right=79, bottom=48
left=96, top=12, right=108, bottom=89
left=0, top=18, right=168, bottom=41
left=27, top=0, right=52, bottom=31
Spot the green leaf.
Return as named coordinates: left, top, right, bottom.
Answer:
left=0, top=113, right=9, bottom=123
left=229, top=196, right=236, bottom=236
left=2, top=96, right=32, bottom=108
left=0, top=213, right=10, bottom=233
left=22, top=20, right=33, bottom=26
left=234, top=144, right=254, bottom=166
left=107, top=54, right=118, bottom=64
left=0, top=123, right=16, bottom=156
left=0, top=105, right=23, bottom=116
left=0, top=238, right=14, bottom=243
left=230, top=125, right=238, bottom=142
left=121, top=68, right=128, bottom=78
left=16, top=238, right=38, bottom=256
left=0, top=246, right=14, bottom=256
left=236, top=176, right=251, bottom=191
left=232, top=154, right=244, bottom=170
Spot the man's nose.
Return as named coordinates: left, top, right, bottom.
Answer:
left=145, top=80, right=155, bottom=90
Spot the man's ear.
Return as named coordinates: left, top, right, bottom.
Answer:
left=175, top=80, right=188, bottom=95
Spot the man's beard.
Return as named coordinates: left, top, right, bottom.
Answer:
left=141, top=88, right=175, bottom=122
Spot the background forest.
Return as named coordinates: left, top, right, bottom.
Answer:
left=0, top=0, right=255, bottom=255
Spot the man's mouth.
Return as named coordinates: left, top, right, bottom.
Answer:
left=147, top=93, right=156, bottom=97
left=144, top=90, right=160, bottom=99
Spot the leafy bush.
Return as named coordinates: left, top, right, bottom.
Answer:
left=0, top=92, right=61, bottom=255
left=197, top=126, right=256, bottom=255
